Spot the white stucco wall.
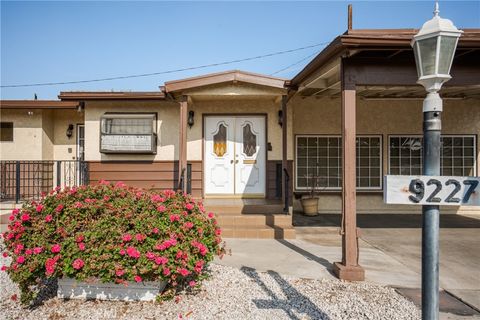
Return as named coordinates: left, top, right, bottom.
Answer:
left=83, top=100, right=179, bottom=161
left=0, top=109, right=44, bottom=160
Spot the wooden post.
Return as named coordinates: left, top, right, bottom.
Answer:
left=333, top=59, right=365, bottom=281
left=281, top=95, right=288, bottom=213
left=179, top=98, right=188, bottom=192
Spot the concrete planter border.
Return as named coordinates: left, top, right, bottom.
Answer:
left=57, top=278, right=168, bottom=301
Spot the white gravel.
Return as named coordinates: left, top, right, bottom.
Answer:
left=1, top=249, right=420, bottom=320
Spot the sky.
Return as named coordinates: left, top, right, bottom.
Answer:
left=1, top=1, right=479, bottom=99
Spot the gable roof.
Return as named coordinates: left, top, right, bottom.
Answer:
left=163, top=70, right=287, bottom=93
left=0, top=100, right=80, bottom=109
left=59, top=91, right=165, bottom=100
left=291, top=28, right=480, bottom=87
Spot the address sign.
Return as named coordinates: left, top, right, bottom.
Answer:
left=384, top=175, right=480, bottom=206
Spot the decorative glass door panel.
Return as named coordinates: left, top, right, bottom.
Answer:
left=204, top=116, right=266, bottom=196
left=204, top=118, right=235, bottom=195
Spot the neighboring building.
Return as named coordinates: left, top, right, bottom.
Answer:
left=1, top=28, right=479, bottom=238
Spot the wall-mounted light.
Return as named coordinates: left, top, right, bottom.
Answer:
left=188, top=111, right=195, bottom=128
left=278, top=110, right=283, bottom=127
left=66, top=124, right=74, bottom=139
left=77, top=101, right=85, bottom=113
left=27, top=111, right=34, bottom=116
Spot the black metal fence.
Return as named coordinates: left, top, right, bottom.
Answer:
left=0, top=160, right=89, bottom=203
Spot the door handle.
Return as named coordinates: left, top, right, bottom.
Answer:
left=230, top=160, right=234, bottom=164
left=235, top=160, right=239, bottom=164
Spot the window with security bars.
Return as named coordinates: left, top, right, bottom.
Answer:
left=388, top=135, right=476, bottom=176
left=295, top=135, right=382, bottom=190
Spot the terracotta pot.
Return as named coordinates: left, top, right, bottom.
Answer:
left=301, top=197, right=319, bottom=216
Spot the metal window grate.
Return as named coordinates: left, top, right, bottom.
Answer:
left=388, top=135, right=477, bottom=176
left=295, top=135, right=382, bottom=191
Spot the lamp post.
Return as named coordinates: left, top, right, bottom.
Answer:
left=411, top=2, right=463, bottom=319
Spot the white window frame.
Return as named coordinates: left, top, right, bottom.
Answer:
left=295, top=134, right=383, bottom=191
left=388, top=134, right=477, bottom=176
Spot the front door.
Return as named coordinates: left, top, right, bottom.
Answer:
left=204, top=116, right=266, bottom=196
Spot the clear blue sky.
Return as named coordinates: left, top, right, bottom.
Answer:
left=1, top=1, right=479, bottom=99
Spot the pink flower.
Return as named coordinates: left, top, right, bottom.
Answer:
left=45, top=215, right=53, bottom=223
left=119, top=249, right=126, bottom=256
left=25, top=249, right=33, bottom=255
left=84, top=198, right=95, bottom=204
left=169, top=214, right=180, bottom=222
left=145, top=252, right=156, bottom=260
left=157, top=205, right=166, bottom=213
left=122, top=234, right=132, bottom=242
left=135, top=234, right=146, bottom=242
left=45, top=256, right=60, bottom=275
left=126, top=246, right=140, bottom=259
left=55, top=204, right=64, bottom=212
left=8, top=215, right=14, bottom=221
left=33, top=247, right=43, bottom=254
left=78, top=242, right=86, bottom=251
left=20, top=214, right=30, bottom=222
left=189, top=280, right=196, bottom=287
left=184, top=222, right=194, bottom=229
left=134, top=275, right=142, bottom=283
left=208, top=212, right=214, bottom=219
left=151, top=194, right=165, bottom=202
left=17, top=256, right=25, bottom=264
left=152, top=228, right=159, bottom=234
left=51, top=244, right=61, bottom=253
left=74, top=202, right=83, bottom=208
left=1, top=266, right=7, bottom=271
left=11, top=208, right=20, bottom=216
left=162, top=268, right=171, bottom=276
left=103, top=195, right=110, bottom=201
left=36, top=204, right=44, bottom=212
left=177, top=268, right=190, bottom=276
left=116, top=269, right=125, bottom=277
left=154, top=256, right=168, bottom=265
left=75, top=235, right=85, bottom=243
left=2, top=252, right=8, bottom=258
left=185, top=203, right=194, bottom=211
left=72, top=258, right=84, bottom=270
left=215, top=228, right=222, bottom=236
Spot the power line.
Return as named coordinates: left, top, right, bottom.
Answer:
left=1, top=41, right=330, bottom=88
left=270, top=51, right=319, bottom=76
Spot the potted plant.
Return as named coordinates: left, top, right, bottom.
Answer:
left=2, top=181, right=225, bottom=304
left=300, top=173, right=322, bottom=216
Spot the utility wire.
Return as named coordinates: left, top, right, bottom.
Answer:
left=270, top=51, right=320, bottom=76
left=1, top=41, right=330, bottom=88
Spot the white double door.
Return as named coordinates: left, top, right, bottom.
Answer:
left=204, top=116, right=266, bottom=196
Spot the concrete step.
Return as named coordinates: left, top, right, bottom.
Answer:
left=221, top=225, right=296, bottom=239
left=205, top=204, right=284, bottom=215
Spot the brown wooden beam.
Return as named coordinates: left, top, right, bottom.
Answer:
left=179, top=99, right=188, bottom=192
left=281, top=95, right=288, bottom=213
left=333, top=59, right=365, bottom=281
left=343, top=56, right=480, bottom=87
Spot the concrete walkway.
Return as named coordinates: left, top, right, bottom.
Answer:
left=214, top=214, right=480, bottom=319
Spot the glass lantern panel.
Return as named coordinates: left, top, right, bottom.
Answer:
left=438, top=36, right=458, bottom=75
left=243, top=123, right=257, bottom=157
left=413, top=42, right=422, bottom=78
left=418, top=37, right=438, bottom=76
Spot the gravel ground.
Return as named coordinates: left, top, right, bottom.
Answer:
left=1, top=251, right=420, bottom=320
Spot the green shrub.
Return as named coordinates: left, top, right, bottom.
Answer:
left=2, top=181, right=225, bottom=304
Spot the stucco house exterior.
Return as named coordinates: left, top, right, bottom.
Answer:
left=1, top=28, right=479, bottom=241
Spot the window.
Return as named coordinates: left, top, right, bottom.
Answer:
left=0, top=122, right=13, bottom=142
left=295, top=135, right=382, bottom=190
left=100, top=113, right=157, bottom=154
left=388, top=135, right=476, bottom=176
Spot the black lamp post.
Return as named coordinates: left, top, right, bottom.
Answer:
left=411, top=2, right=462, bottom=319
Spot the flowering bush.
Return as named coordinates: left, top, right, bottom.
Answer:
left=2, top=181, right=225, bottom=304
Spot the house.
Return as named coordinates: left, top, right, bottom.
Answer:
left=1, top=28, right=479, bottom=242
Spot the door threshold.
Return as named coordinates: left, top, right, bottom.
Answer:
left=204, top=194, right=266, bottom=199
